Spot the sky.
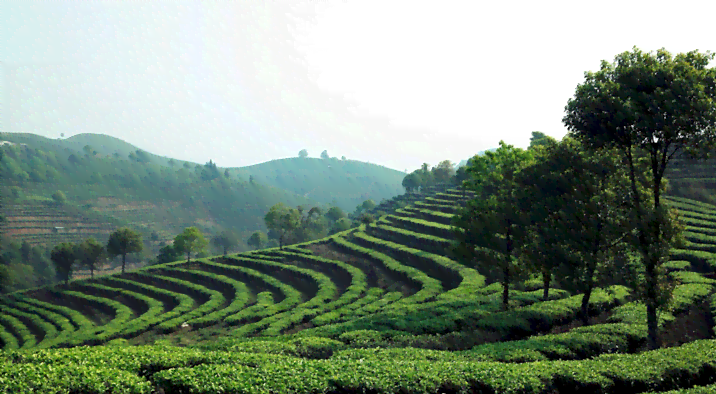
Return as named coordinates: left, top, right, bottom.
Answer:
left=1, top=0, right=715, bottom=172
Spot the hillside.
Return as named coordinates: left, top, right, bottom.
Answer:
left=0, top=132, right=405, bottom=253
left=228, top=157, right=406, bottom=212
left=1, top=187, right=716, bottom=393
left=1, top=132, right=407, bottom=212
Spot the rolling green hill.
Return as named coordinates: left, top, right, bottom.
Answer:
left=229, top=157, right=406, bottom=212
left=0, top=132, right=406, bottom=252
left=0, top=132, right=321, bottom=253
left=1, top=132, right=408, bottom=213
left=1, top=187, right=715, bottom=393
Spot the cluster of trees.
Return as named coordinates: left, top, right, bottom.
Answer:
left=401, top=160, right=459, bottom=192
left=298, top=149, right=346, bottom=161
left=50, top=228, right=144, bottom=286
left=259, top=203, right=353, bottom=249
left=451, top=47, right=716, bottom=351
left=46, top=225, right=232, bottom=285
left=0, top=238, right=56, bottom=293
left=152, top=227, right=244, bottom=265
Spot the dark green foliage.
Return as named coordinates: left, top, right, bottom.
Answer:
left=451, top=141, right=534, bottom=310
left=107, top=228, right=143, bottom=274
left=50, top=242, right=76, bottom=286
left=563, top=46, right=716, bottom=349
left=76, top=237, right=105, bottom=278
left=211, top=230, right=239, bottom=256
left=154, top=243, right=180, bottom=265
left=247, top=231, right=268, bottom=250
left=174, top=227, right=208, bottom=262
left=51, top=190, right=66, bottom=204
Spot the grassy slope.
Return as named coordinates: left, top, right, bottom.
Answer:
left=1, top=188, right=715, bottom=393
left=229, top=157, right=406, bottom=212
left=0, top=132, right=405, bottom=250
left=0, top=132, right=319, bottom=251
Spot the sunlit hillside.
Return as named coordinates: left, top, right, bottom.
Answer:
left=230, top=157, right=406, bottom=212
left=2, top=186, right=716, bottom=393
left=0, top=132, right=406, bottom=250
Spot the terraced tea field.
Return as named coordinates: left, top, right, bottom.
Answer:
left=2, top=189, right=716, bottom=393
left=0, top=204, right=115, bottom=247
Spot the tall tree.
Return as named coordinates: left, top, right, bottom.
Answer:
left=107, top=228, right=144, bottom=274
left=77, top=238, right=105, bottom=278
left=264, top=203, right=301, bottom=250
left=247, top=231, right=268, bottom=250
left=563, top=47, right=716, bottom=348
left=450, top=141, right=534, bottom=311
left=517, top=137, right=637, bottom=320
left=51, top=242, right=76, bottom=286
left=212, top=230, right=239, bottom=256
left=174, top=227, right=209, bottom=262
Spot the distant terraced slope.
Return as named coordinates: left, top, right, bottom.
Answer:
left=1, top=204, right=115, bottom=247
left=2, top=190, right=716, bottom=394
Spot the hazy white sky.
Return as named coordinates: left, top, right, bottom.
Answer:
left=2, top=1, right=715, bottom=172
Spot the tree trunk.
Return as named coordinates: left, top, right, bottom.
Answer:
left=502, top=266, right=510, bottom=311
left=186, top=250, right=191, bottom=263
left=580, top=287, right=593, bottom=325
left=223, top=246, right=227, bottom=256
left=279, top=235, right=283, bottom=250
left=121, top=254, right=126, bottom=274
left=646, top=256, right=661, bottom=349
left=647, top=298, right=660, bottom=349
left=542, top=267, right=551, bottom=301
left=90, top=266, right=94, bottom=279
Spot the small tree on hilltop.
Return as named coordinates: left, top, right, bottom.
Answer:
left=299, top=149, right=308, bottom=158
left=174, top=227, right=209, bottom=262
left=320, top=150, right=329, bottom=159
left=107, top=228, right=144, bottom=274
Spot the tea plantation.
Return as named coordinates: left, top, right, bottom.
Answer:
left=2, top=188, right=716, bottom=393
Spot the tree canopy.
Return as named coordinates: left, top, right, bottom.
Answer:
left=247, top=231, right=268, bottom=250
left=264, top=203, right=301, bottom=249
left=563, top=46, right=716, bottom=349
left=450, top=141, right=534, bottom=310
left=174, top=227, right=209, bottom=262
left=51, top=242, right=76, bottom=286
left=107, top=228, right=144, bottom=274
left=211, top=230, right=239, bottom=256
left=77, top=238, right=105, bottom=278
